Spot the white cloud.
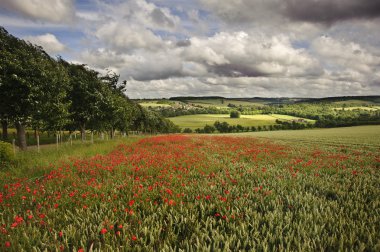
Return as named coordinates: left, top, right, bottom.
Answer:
left=5, top=0, right=376, bottom=98
left=24, top=33, right=66, bottom=54
left=312, top=36, right=380, bottom=73
left=125, top=75, right=379, bottom=99
left=0, top=0, right=75, bottom=23
left=182, top=32, right=323, bottom=78
left=98, top=0, right=180, bottom=32
left=95, top=21, right=168, bottom=52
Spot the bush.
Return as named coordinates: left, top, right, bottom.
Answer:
left=183, top=128, right=193, bottom=133
left=0, top=140, right=15, bottom=165
left=230, top=110, right=241, bottom=118
left=203, top=125, right=215, bottom=133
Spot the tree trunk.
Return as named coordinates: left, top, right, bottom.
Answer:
left=15, top=121, right=27, bottom=151
left=80, top=123, right=86, bottom=142
left=1, top=120, right=8, bottom=140
left=110, top=126, right=114, bottom=139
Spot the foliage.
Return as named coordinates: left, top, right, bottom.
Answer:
left=145, top=97, right=380, bottom=131
left=267, top=103, right=380, bottom=127
left=0, top=27, right=70, bottom=149
left=0, top=27, right=175, bottom=150
left=0, top=140, right=14, bottom=166
left=0, top=135, right=379, bottom=250
left=182, top=128, right=193, bottom=133
left=230, top=110, right=241, bottom=118
left=203, top=124, right=215, bottom=133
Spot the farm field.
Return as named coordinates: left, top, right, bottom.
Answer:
left=334, top=106, right=380, bottom=111
left=186, top=99, right=262, bottom=108
left=232, top=125, right=380, bottom=149
left=169, top=114, right=314, bottom=130
left=1, top=130, right=379, bottom=251
left=139, top=101, right=171, bottom=108
left=0, top=129, right=126, bottom=147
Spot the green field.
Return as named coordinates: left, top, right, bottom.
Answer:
left=231, top=125, right=380, bottom=149
left=139, top=102, right=172, bottom=107
left=1, top=130, right=379, bottom=250
left=186, top=99, right=262, bottom=108
left=334, top=106, right=380, bottom=111
left=332, top=99, right=380, bottom=105
left=169, top=114, right=314, bottom=130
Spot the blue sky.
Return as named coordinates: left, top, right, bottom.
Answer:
left=1, top=0, right=380, bottom=98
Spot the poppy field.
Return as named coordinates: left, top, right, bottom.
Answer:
left=1, top=134, right=379, bottom=251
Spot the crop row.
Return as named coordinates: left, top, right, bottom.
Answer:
left=1, top=135, right=379, bottom=251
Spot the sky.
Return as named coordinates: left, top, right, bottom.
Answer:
left=1, top=0, right=380, bottom=98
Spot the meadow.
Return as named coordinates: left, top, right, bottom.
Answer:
left=334, top=106, right=380, bottom=111
left=169, top=114, right=314, bottom=130
left=139, top=102, right=171, bottom=108
left=233, top=125, right=380, bottom=150
left=185, top=99, right=263, bottom=108
left=0, top=127, right=379, bottom=251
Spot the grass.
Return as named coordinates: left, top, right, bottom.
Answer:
left=334, top=106, right=380, bottom=111
left=0, top=134, right=379, bottom=250
left=139, top=102, right=171, bottom=108
left=0, top=137, right=142, bottom=182
left=186, top=99, right=262, bottom=108
left=332, top=99, right=380, bottom=105
left=169, top=114, right=314, bottom=130
left=230, top=125, right=380, bottom=150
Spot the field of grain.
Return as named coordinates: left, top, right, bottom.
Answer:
left=186, top=99, right=262, bottom=108
left=139, top=102, right=171, bottom=107
left=169, top=114, right=313, bottom=130
left=232, top=125, right=380, bottom=149
left=1, top=131, right=379, bottom=251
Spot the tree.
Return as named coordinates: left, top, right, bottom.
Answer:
left=61, top=61, right=104, bottom=141
left=204, top=124, right=215, bottom=133
left=183, top=128, right=193, bottom=133
left=0, top=27, right=69, bottom=150
left=236, top=124, right=244, bottom=132
left=214, top=121, right=230, bottom=133
left=230, top=111, right=241, bottom=118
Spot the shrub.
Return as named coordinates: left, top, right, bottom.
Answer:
left=230, top=110, right=240, bottom=118
left=0, top=140, right=15, bottom=165
left=203, top=125, right=215, bottom=133
left=183, top=128, right=193, bottom=133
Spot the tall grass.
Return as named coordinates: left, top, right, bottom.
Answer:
left=0, top=137, right=142, bottom=182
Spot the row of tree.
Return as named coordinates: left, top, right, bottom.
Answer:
left=189, top=120, right=314, bottom=133
left=0, top=27, right=179, bottom=150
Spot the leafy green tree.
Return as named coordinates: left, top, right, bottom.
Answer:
left=236, top=124, right=244, bottom=132
left=183, top=128, right=193, bottom=133
left=230, top=111, right=241, bottom=118
left=0, top=27, right=69, bottom=150
left=214, top=121, right=230, bottom=133
left=204, top=124, right=215, bottom=133
left=61, top=61, right=104, bottom=141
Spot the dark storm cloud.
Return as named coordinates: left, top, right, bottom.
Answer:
left=284, top=0, right=380, bottom=24
left=151, top=8, right=175, bottom=28
left=200, top=0, right=380, bottom=25
left=176, top=40, right=191, bottom=47
left=209, top=63, right=268, bottom=78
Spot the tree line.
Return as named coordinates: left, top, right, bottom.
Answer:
left=0, top=27, right=179, bottom=150
left=184, top=119, right=313, bottom=134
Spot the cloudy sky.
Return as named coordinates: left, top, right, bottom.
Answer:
left=1, top=0, right=380, bottom=98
